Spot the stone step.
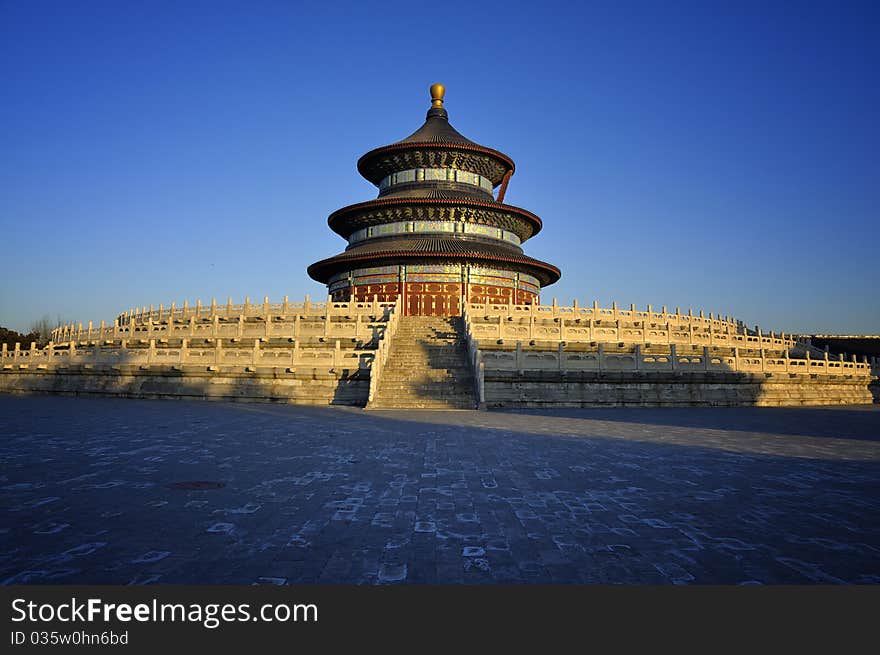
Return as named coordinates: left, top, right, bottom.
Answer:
left=374, top=380, right=474, bottom=388
left=385, top=356, right=470, bottom=371
left=367, top=315, right=476, bottom=410
left=375, top=386, right=474, bottom=393
left=370, top=402, right=474, bottom=409
left=382, top=372, right=473, bottom=385
left=385, top=361, right=467, bottom=366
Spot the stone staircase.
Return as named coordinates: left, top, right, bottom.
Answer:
left=367, top=316, right=476, bottom=409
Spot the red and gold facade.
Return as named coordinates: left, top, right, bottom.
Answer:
left=308, top=84, right=560, bottom=316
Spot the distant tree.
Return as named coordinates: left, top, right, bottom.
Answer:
left=28, top=314, right=64, bottom=347
left=0, top=326, right=40, bottom=350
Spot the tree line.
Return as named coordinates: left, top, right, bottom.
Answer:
left=0, top=315, right=65, bottom=349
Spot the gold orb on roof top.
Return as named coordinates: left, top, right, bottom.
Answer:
left=430, top=83, right=445, bottom=107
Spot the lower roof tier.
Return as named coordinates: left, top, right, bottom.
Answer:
left=307, top=236, right=561, bottom=287
left=327, top=197, right=543, bottom=243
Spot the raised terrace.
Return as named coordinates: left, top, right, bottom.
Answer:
left=1, top=296, right=876, bottom=408
left=1, top=296, right=403, bottom=406
left=461, top=301, right=875, bottom=408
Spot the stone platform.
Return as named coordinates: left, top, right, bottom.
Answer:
left=1, top=396, right=878, bottom=585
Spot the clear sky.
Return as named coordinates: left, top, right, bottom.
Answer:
left=1, top=1, right=877, bottom=335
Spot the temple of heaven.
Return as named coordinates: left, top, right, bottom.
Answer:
left=308, top=84, right=560, bottom=317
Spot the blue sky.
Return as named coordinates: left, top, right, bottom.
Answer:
left=1, top=1, right=877, bottom=334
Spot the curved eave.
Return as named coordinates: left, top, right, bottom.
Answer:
left=327, top=197, right=543, bottom=240
left=307, top=250, right=561, bottom=288
left=357, top=141, right=515, bottom=186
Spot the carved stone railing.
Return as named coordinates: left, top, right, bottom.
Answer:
left=366, top=296, right=403, bottom=407
left=462, top=304, right=874, bottom=380
left=467, top=299, right=745, bottom=332
left=472, top=340, right=874, bottom=378
left=51, top=295, right=397, bottom=343
left=467, top=316, right=798, bottom=351
left=461, top=304, right=486, bottom=409
left=1, top=338, right=377, bottom=372
left=50, top=296, right=396, bottom=345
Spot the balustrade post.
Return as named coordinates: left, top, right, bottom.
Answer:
left=559, top=317, right=565, bottom=340
left=516, top=340, right=523, bottom=373
left=47, top=341, right=54, bottom=362
left=704, top=346, right=711, bottom=371
left=180, top=338, right=188, bottom=364
left=478, top=357, right=485, bottom=408
left=238, top=314, right=244, bottom=337
left=558, top=341, right=565, bottom=374
left=265, top=313, right=272, bottom=337
left=334, top=339, right=341, bottom=369
left=147, top=339, right=155, bottom=365
left=670, top=344, right=677, bottom=371
left=263, top=296, right=270, bottom=318
left=215, top=338, right=223, bottom=365
left=634, top=344, right=641, bottom=371
left=304, top=294, right=310, bottom=312
left=253, top=339, right=261, bottom=367
left=597, top=343, right=604, bottom=372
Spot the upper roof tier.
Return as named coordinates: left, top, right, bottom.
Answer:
left=357, top=84, right=515, bottom=187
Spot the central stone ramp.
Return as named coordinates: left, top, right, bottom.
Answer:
left=368, top=316, right=476, bottom=409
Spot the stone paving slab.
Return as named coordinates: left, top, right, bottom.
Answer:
left=0, top=396, right=878, bottom=585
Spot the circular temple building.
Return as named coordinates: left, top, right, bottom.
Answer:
left=308, top=84, right=560, bottom=317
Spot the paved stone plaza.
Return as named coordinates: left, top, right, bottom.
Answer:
left=1, top=395, right=878, bottom=585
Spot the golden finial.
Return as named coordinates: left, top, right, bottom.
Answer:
left=430, top=83, right=445, bottom=107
